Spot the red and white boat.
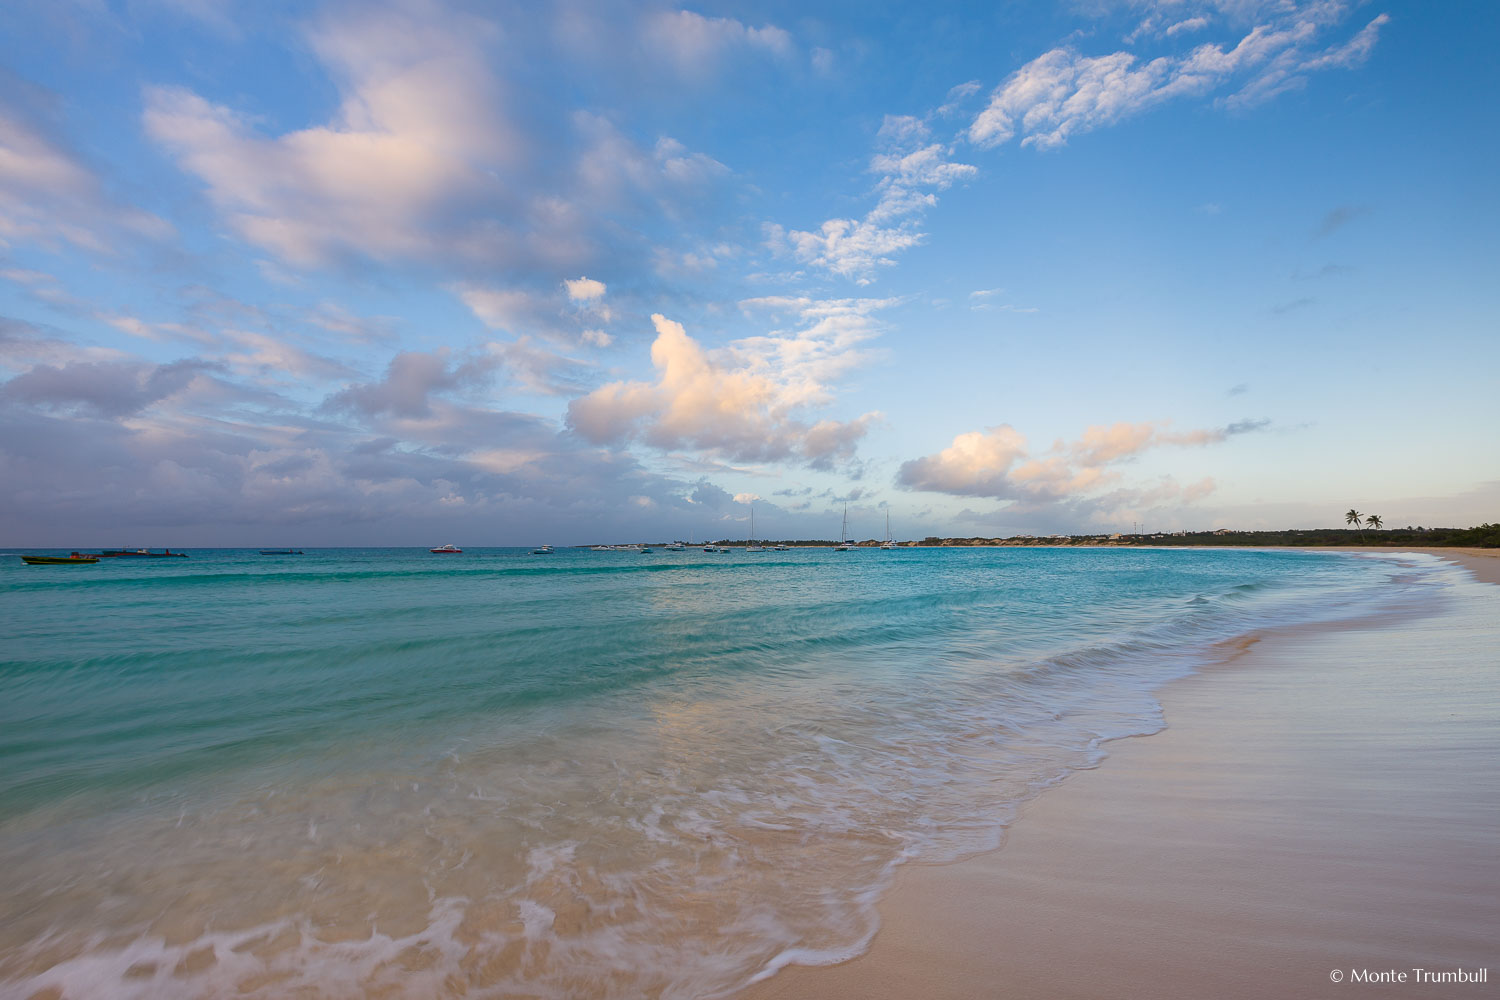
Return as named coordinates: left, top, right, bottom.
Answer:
left=429, top=543, right=463, bottom=554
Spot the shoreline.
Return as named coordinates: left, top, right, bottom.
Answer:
left=1304, top=546, right=1500, bottom=586
left=742, top=553, right=1499, bottom=1000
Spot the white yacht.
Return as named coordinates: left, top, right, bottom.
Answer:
left=834, top=504, right=852, bottom=551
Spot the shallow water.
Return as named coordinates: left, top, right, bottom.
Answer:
left=0, top=546, right=1453, bottom=998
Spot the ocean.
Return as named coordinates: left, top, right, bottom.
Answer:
left=0, top=546, right=1458, bottom=998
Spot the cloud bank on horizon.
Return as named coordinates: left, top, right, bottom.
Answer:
left=1, top=0, right=1495, bottom=544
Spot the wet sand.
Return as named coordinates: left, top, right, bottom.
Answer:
left=743, top=557, right=1499, bottom=1000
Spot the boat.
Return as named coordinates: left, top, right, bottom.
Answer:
left=772, top=543, right=790, bottom=551
left=703, top=543, right=726, bottom=553
left=664, top=541, right=685, bottom=551
left=21, top=553, right=99, bottom=565
left=834, top=504, right=852, bottom=551
left=592, top=545, right=614, bottom=551
left=100, top=548, right=187, bottom=558
left=259, top=549, right=303, bottom=555
left=430, top=543, right=463, bottom=554
left=746, top=504, right=765, bottom=552
left=881, top=511, right=896, bottom=549
left=530, top=544, right=554, bottom=555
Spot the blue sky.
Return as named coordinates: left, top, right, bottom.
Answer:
left=1, top=0, right=1495, bottom=545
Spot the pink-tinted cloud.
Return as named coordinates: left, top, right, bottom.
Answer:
left=567, top=314, right=876, bottom=469
left=899, top=418, right=1265, bottom=502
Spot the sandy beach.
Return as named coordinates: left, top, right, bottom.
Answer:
left=744, top=551, right=1499, bottom=1000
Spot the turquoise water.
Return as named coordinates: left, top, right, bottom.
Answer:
left=0, top=546, right=1451, bottom=998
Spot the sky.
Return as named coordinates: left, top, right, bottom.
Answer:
left=1, top=0, right=1496, bottom=546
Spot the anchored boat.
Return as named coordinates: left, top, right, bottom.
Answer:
left=21, top=553, right=100, bottom=565
left=99, top=548, right=187, bottom=558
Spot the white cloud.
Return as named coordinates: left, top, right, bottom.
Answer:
left=775, top=217, right=926, bottom=284
left=969, top=7, right=1391, bottom=148
left=564, top=276, right=606, bottom=302
left=644, top=10, right=793, bottom=76
left=571, top=114, right=729, bottom=209
left=454, top=285, right=545, bottom=333
left=0, top=84, right=171, bottom=253
left=456, top=281, right=614, bottom=347
left=936, top=81, right=983, bottom=116
left=1166, top=16, right=1212, bottom=38
left=485, top=337, right=593, bottom=397
left=774, top=114, right=975, bottom=282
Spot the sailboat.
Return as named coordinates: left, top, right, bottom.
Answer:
left=746, top=503, right=765, bottom=552
left=834, top=504, right=852, bottom=551
left=881, top=510, right=896, bottom=549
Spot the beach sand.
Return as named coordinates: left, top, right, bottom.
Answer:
left=743, top=553, right=1499, bottom=1000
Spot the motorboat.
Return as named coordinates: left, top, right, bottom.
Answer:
left=531, top=544, right=554, bottom=554
left=20, top=553, right=99, bottom=565
left=430, top=543, right=463, bottom=554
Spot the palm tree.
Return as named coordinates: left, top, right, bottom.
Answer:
left=1345, top=508, right=1365, bottom=543
left=1365, top=513, right=1383, bottom=530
